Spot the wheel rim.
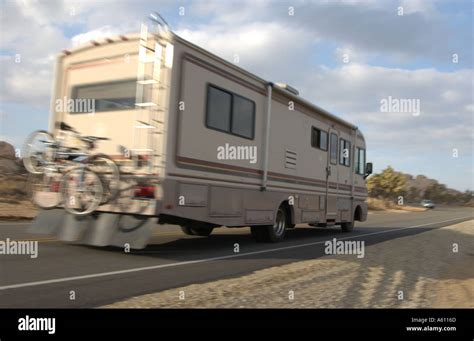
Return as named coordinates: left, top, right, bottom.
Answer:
left=23, top=131, right=55, bottom=174
left=273, top=209, right=286, bottom=236
left=88, top=156, right=120, bottom=201
left=28, top=172, right=63, bottom=209
left=62, top=168, right=103, bottom=215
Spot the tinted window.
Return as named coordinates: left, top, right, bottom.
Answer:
left=339, top=138, right=351, bottom=167
left=356, top=147, right=365, bottom=174
left=71, top=79, right=137, bottom=113
left=206, top=86, right=232, bottom=132
left=311, top=127, right=328, bottom=151
left=320, top=130, right=328, bottom=151
left=330, top=133, right=338, bottom=165
left=206, top=85, right=255, bottom=139
left=232, top=95, right=255, bottom=139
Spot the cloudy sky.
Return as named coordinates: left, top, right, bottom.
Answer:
left=0, top=0, right=472, bottom=191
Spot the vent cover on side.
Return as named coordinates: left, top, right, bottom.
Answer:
left=285, top=149, right=297, bottom=169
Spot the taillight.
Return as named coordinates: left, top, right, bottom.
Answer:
left=50, top=181, right=60, bottom=193
left=134, top=185, right=155, bottom=199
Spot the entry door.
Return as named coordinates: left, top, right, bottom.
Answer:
left=326, top=129, right=339, bottom=218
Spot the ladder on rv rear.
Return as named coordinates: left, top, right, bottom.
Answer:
left=132, top=23, right=169, bottom=174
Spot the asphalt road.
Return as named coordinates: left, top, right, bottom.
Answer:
left=0, top=207, right=472, bottom=308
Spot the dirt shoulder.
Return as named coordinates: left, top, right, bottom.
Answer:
left=0, top=174, right=38, bottom=220
left=0, top=199, right=37, bottom=220
left=104, top=220, right=474, bottom=308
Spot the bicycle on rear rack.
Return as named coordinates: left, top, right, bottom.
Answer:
left=23, top=122, right=120, bottom=216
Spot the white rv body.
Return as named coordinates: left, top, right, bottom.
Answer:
left=31, top=28, right=369, bottom=247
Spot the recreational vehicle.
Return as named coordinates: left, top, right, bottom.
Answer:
left=29, top=22, right=372, bottom=248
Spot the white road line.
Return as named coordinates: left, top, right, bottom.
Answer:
left=0, top=216, right=471, bottom=291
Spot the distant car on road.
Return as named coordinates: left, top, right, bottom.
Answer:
left=421, top=200, right=435, bottom=209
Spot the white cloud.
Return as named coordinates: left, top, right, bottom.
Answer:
left=0, top=0, right=472, bottom=190
left=176, top=21, right=315, bottom=82
left=71, top=26, right=121, bottom=46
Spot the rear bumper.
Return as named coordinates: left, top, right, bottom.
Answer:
left=29, top=209, right=156, bottom=249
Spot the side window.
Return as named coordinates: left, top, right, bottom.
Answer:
left=356, top=148, right=366, bottom=175
left=71, top=79, right=137, bottom=113
left=330, top=133, right=338, bottom=165
left=345, top=141, right=351, bottom=166
left=231, top=95, right=255, bottom=139
left=339, top=138, right=351, bottom=167
left=311, top=127, right=328, bottom=151
left=320, top=130, right=328, bottom=151
left=339, top=139, right=345, bottom=165
left=205, top=85, right=255, bottom=140
left=206, top=86, right=232, bottom=132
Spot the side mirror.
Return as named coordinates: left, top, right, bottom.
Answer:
left=364, top=162, right=373, bottom=179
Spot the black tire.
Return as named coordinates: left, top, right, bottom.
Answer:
left=251, top=207, right=287, bottom=242
left=181, top=224, right=214, bottom=236
left=340, top=220, right=354, bottom=232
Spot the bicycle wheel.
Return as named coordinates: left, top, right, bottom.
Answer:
left=23, top=130, right=55, bottom=174
left=61, top=166, right=103, bottom=216
left=86, top=154, right=120, bottom=203
left=28, top=172, right=63, bottom=209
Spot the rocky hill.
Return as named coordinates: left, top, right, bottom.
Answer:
left=0, top=141, right=23, bottom=174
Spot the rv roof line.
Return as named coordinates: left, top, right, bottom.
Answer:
left=170, top=33, right=357, bottom=130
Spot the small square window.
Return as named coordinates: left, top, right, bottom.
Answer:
left=311, top=127, right=328, bottom=151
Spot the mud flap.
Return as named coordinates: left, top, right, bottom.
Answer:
left=109, top=215, right=156, bottom=249
left=28, top=209, right=66, bottom=235
left=28, top=209, right=155, bottom=249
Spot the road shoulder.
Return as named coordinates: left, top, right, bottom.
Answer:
left=103, top=220, right=474, bottom=308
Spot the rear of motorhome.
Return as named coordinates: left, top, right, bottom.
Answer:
left=31, top=24, right=372, bottom=247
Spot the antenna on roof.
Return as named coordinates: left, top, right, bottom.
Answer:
left=149, top=11, right=170, bottom=32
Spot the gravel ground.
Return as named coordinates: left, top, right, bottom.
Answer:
left=0, top=200, right=37, bottom=220
left=103, top=220, right=474, bottom=308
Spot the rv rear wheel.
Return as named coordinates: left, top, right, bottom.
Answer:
left=181, top=224, right=214, bottom=237
left=251, top=207, right=287, bottom=243
left=340, top=220, right=354, bottom=232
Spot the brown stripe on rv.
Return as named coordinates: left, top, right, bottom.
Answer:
left=175, top=155, right=367, bottom=193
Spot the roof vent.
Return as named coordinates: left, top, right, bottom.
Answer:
left=275, top=83, right=299, bottom=96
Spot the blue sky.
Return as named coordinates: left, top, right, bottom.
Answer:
left=0, top=0, right=472, bottom=191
